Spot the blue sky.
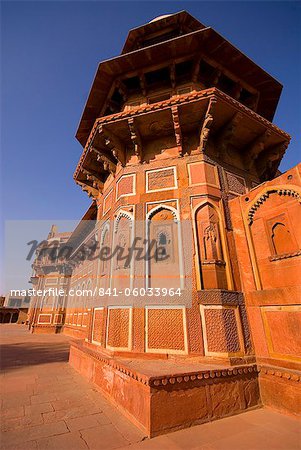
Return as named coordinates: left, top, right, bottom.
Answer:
left=1, top=1, right=300, bottom=292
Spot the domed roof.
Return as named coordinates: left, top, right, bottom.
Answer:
left=121, top=11, right=205, bottom=55
left=149, top=14, right=172, bottom=23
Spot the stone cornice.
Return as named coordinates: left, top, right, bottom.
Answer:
left=258, top=365, right=301, bottom=382
left=74, top=87, right=290, bottom=183
left=269, top=249, right=301, bottom=262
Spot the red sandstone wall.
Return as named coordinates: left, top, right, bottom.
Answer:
left=229, top=164, right=301, bottom=416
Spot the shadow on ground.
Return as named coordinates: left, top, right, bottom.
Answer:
left=0, top=342, right=70, bottom=371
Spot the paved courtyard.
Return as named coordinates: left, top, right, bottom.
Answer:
left=0, top=325, right=300, bottom=450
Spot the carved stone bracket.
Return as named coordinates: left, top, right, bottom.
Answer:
left=244, top=129, right=272, bottom=170
left=98, top=125, right=126, bottom=166
left=199, top=97, right=217, bottom=152
left=215, top=112, right=243, bottom=157
left=81, top=168, right=104, bottom=192
left=97, top=153, right=116, bottom=176
left=128, top=117, right=143, bottom=163
left=171, top=105, right=183, bottom=156
left=89, top=146, right=117, bottom=177
left=76, top=180, right=99, bottom=200
left=256, top=141, right=289, bottom=181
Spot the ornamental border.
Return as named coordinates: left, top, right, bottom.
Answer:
left=258, top=365, right=301, bottom=383
left=74, top=87, right=290, bottom=180
left=71, top=340, right=258, bottom=387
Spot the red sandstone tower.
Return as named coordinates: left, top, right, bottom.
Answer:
left=30, top=11, right=300, bottom=436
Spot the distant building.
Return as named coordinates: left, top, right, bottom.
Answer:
left=0, top=292, right=30, bottom=324
left=4, top=293, right=31, bottom=309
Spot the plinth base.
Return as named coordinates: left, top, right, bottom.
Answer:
left=30, top=324, right=63, bottom=334
left=69, top=341, right=261, bottom=437
left=63, top=325, right=87, bottom=339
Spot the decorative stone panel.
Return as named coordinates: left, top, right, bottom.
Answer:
left=200, top=305, right=244, bottom=356
left=92, top=308, right=104, bottom=345
left=188, top=161, right=219, bottom=187
left=146, top=167, right=177, bottom=192
left=45, top=277, right=58, bottom=286
left=54, top=314, right=63, bottom=324
left=103, top=189, right=113, bottom=215
left=82, top=312, right=89, bottom=328
left=38, top=314, right=51, bottom=324
left=198, top=289, right=244, bottom=305
left=146, top=307, right=187, bottom=354
left=116, top=174, right=135, bottom=200
left=77, top=313, right=83, bottom=327
left=224, top=171, right=246, bottom=195
left=106, top=307, right=132, bottom=350
left=261, top=305, right=301, bottom=361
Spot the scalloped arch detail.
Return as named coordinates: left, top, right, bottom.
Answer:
left=147, top=204, right=178, bottom=222
left=100, top=221, right=110, bottom=245
left=114, top=210, right=134, bottom=232
left=248, top=188, right=301, bottom=224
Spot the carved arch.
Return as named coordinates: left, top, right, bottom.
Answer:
left=111, top=209, right=134, bottom=290
left=114, top=209, right=134, bottom=233
left=146, top=204, right=179, bottom=222
left=100, top=221, right=110, bottom=245
left=247, top=186, right=301, bottom=224
left=146, top=204, right=184, bottom=289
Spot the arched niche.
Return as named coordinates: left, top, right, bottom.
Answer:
left=194, top=202, right=228, bottom=290
left=146, top=205, right=182, bottom=289
left=99, top=222, right=111, bottom=286
left=248, top=189, right=301, bottom=258
left=271, top=222, right=296, bottom=255
left=111, top=210, right=134, bottom=290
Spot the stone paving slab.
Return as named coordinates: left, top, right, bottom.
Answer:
left=1, top=324, right=300, bottom=450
